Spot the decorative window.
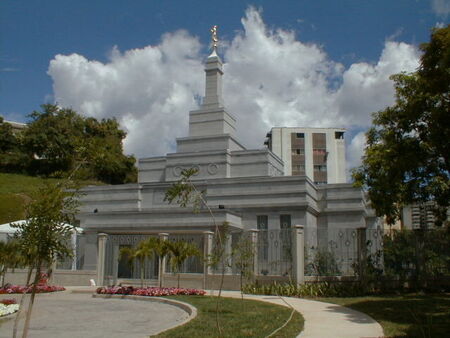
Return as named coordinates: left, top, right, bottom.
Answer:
left=280, top=215, right=291, bottom=229
left=257, top=215, right=268, bottom=230
left=257, top=215, right=268, bottom=260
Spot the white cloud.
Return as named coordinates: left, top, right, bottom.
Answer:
left=346, top=131, right=367, bottom=181
left=48, top=7, right=421, bottom=179
left=48, top=30, right=204, bottom=157
left=431, top=0, right=450, bottom=17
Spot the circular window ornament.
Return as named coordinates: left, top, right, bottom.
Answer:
left=191, top=165, right=200, bottom=176
left=173, top=166, right=183, bottom=177
left=207, top=163, right=219, bottom=175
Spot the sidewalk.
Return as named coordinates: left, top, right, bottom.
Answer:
left=207, top=290, right=384, bottom=338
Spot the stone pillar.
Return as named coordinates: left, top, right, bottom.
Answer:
left=203, top=231, right=214, bottom=289
left=292, top=225, right=305, bottom=284
left=71, top=230, right=77, bottom=271
left=48, top=258, right=57, bottom=285
left=158, top=233, right=169, bottom=287
left=357, top=227, right=367, bottom=281
left=96, top=233, right=108, bottom=287
left=249, top=229, right=259, bottom=278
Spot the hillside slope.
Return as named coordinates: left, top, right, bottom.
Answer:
left=0, top=173, right=101, bottom=224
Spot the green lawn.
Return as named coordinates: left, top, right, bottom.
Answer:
left=0, top=172, right=101, bottom=224
left=320, top=294, right=450, bottom=337
left=156, top=295, right=304, bottom=337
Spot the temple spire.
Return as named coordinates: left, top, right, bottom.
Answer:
left=203, top=25, right=223, bottom=108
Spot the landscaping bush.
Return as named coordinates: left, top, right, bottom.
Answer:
left=0, top=284, right=65, bottom=294
left=0, top=298, right=19, bottom=317
left=96, top=286, right=206, bottom=297
left=0, top=298, right=16, bottom=305
left=242, top=281, right=368, bottom=298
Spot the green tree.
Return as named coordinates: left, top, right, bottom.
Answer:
left=152, top=238, right=171, bottom=287
left=353, top=25, right=450, bottom=225
left=119, top=237, right=157, bottom=288
left=0, top=117, right=27, bottom=172
left=10, top=181, right=78, bottom=338
left=0, top=240, right=24, bottom=287
left=166, top=240, right=200, bottom=288
left=231, top=233, right=255, bottom=298
left=21, top=104, right=137, bottom=184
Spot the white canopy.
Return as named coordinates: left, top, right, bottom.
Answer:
left=0, top=220, right=83, bottom=234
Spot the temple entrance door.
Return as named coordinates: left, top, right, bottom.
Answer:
left=105, top=235, right=159, bottom=285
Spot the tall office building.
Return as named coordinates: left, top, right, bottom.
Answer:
left=265, top=127, right=346, bottom=184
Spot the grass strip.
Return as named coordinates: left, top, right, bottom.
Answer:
left=156, top=295, right=304, bottom=337
left=320, top=293, right=450, bottom=337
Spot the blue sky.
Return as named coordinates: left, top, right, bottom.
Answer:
left=1, top=1, right=449, bottom=173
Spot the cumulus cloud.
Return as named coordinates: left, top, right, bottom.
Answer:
left=48, top=30, right=204, bottom=156
left=48, top=7, right=421, bottom=178
left=346, top=131, right=367, bottom=180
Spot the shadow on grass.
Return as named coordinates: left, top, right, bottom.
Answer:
left=323, top=294, right=450, bottom=337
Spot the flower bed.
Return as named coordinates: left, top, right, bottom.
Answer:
left=96, top=286, right=206, bottom=297
left=0, top=284, right=65, bottom=294
left=0, top=299, right=19, bottom=317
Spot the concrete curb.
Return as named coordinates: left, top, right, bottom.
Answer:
left=92, top=294, right=197, bottom=336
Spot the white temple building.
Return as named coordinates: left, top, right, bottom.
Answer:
left=76, top=39, right=377, bottom=287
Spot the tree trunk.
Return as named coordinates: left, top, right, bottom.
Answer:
left=240, top=272, right=243, bottom=300
left=177, top=272, right=180, bottom=288
left=22, top=263, right=41, bottom=338
left=140, top=260, right=144, bottom=288
left=0, top=266, right=5, bottom=287
left=13, top=266, right=34, bottom=338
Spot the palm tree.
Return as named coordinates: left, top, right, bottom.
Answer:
left=152, top=238, right=170, bottom=287
left=119, top=237, right=157, bottom=288
left=166, top=240, right=200, bottom=288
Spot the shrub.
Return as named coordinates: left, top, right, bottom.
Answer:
left=96, top=286, right=206, bottom=297
left=0, top=284, right=65, bottom=294
left=242, top=281, right=368, bottom=298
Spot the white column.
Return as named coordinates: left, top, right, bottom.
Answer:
left=96, top=233, right=108, bottom=287
left=249, top=229, right=259, bottom=278
left=71, top=230, right=77, bottom=271
left=203, top=231, right=214, bottom=289
left=292, top=225, right=305, bottom=284
left=158, top=233, right=169, bottom=287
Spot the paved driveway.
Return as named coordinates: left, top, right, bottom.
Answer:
left=0, top=292, right=188, bottom=338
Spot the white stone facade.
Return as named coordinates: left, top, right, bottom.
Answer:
left=76, top=50, right=376, bottom=279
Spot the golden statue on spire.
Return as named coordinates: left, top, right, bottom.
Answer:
left=210, top=25, right=218, bottom=51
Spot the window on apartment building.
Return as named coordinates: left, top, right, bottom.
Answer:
left=292, top=148, right=305, bottom=155
left=296, top=133, right=304, bottom=138
left=292, top=165, right=305, bottom=172
left=335, top=131, right=344, bottom=139
left=314, top=165, right=327, bottom=172
left=313, top=149, right=326, bottom=155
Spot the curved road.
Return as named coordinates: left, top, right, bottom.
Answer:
left=0, top=292, right=188, bottom=338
